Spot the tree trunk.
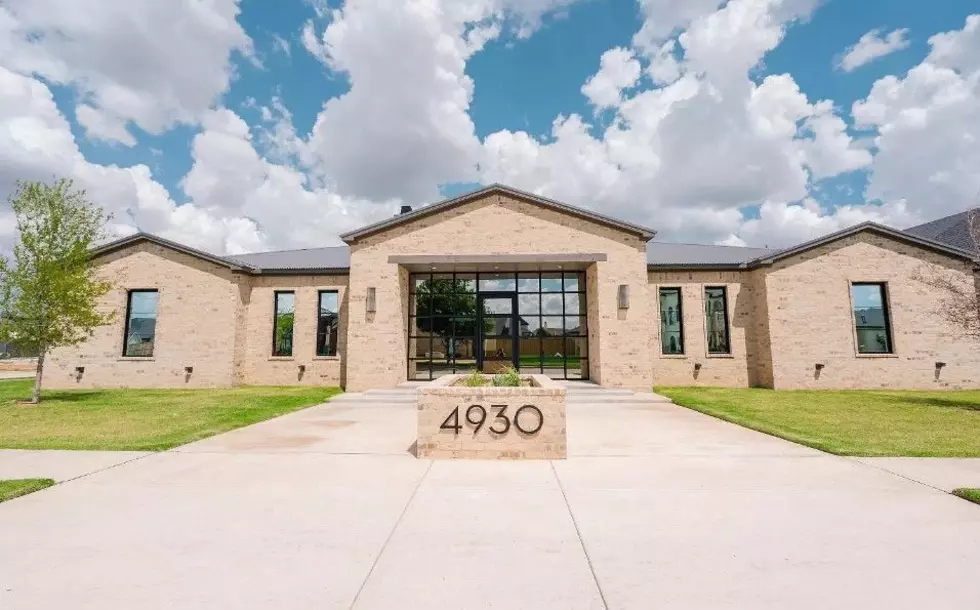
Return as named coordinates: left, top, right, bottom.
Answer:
left=30, top=351, right=45, bottom=404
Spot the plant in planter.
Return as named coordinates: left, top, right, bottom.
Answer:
left=492, top=366, right=522, bottom=387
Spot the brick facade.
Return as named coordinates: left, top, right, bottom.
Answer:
left=46, top=196, right=980, bottom=391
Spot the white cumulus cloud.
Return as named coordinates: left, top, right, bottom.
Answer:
left=837, top=28, right=911, bottom=72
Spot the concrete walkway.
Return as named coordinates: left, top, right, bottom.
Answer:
left=1, top=393, right=979, bottom=609
left=855, top=457, right=980, bottom=492
left=0, top=449, right=150, bottom=482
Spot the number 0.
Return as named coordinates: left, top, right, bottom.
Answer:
left=514, top=405, right=543, bottom=435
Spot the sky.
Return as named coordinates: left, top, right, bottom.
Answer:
left=1, top=0, right=979, bottom=254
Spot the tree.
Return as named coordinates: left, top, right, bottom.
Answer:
left=915, top=209, right=980, bottom=341
left=0, top=179, right=114, bottom=403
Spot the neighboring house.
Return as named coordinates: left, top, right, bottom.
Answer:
left=45, top=185, right=980, bottom=391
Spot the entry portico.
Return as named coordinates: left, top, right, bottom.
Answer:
left=341, top=186, right=656, bottom=391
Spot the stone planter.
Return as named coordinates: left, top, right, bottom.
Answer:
left=416, top=374, right=567, bottom=459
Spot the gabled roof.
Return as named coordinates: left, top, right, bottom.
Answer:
left=904, top=209, right=979, bottom=252
left=339, top=184, right=658, bottom=243
left=749, top=221, right=977, bottom=267
left=90, top=232, right=254, bottom=272
left=225, top=246, right=350, bottom=273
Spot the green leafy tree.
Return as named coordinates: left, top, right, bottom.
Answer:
left=0, top=179, right=114, bottom=403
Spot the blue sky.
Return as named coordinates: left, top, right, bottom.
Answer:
left=2, top=0, right=979, bottom=253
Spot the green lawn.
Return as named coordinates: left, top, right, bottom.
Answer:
left=0, top=380, right=341, bottom=451
left=657, top=387, right=980, bottom=457
left=953, top=489, right=980, bottom=505
left=0, top=478, right=55, bottom=503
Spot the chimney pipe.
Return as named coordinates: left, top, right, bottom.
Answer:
left=399, top=205, right=413, bottom=215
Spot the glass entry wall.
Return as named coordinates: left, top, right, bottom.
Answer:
left=409, top=271, right=588, bottom=380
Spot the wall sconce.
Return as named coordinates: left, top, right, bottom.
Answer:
left=815, top=363, right=825, bottom=371
left=184, top=366, right=194, bottom=374
left=366, top=287, right=377, bottom=313
left=75, top=366, right=85, bottom=375
left=617, top=284, right=630, bottom=309
left=693, top=362, right=702, bottom=371
left=935, top=362, right=947, bottom=370
left=298, top=364, right=306, bottom=373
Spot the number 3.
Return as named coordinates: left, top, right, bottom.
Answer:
left=489, top=404, right=510, bottom=434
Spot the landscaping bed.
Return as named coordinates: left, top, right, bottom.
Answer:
left=0, top=380, right=341, bottom=451
left=658, top=387, right=980, bottom=457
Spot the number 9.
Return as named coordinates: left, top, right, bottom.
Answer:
left=466, top=405, right=487, bottom=433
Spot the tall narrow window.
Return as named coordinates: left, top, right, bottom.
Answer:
left=316, top=291, right=339, bottom=357
left=704, top=286, right=730, bottom=354
left=273, top=291, right=295, bottom=357
left=851, top=283, right=892, bottom=354
left=659, top=288, right=684, bottom=355
left=123, top=290, right=158, bottom=357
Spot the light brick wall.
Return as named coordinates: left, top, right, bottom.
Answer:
left=647, top=270, right=756, bottom=387
left=345, top=193, right=654, bottom=391
left=764, top=232, right=980, bottom=389
left=240, top=275, right=349, bottom=386
left=46, top=243, right=240, bottom=389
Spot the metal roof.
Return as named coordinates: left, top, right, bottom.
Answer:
left=339, top=184, right=658, bottom=243
left=225, top=246, right=350, bottom=273
left=646, top=242, right=777, bottom=268
left=904, top=209, right=979, bottom=252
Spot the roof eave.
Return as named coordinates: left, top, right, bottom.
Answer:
left=340, top=184, right=658, bottom=244
left=90, top=233, right=254, bottom=272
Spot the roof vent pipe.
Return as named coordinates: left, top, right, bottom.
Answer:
left=399, top=205, right=413, bottom=215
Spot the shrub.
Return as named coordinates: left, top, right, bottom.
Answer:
left=462, top=370, right=488, bottom=387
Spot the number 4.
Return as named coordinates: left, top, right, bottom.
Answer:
left=440, top=407, right=462, bottom=434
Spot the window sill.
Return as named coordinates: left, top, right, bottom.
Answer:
left=118, top=357, right=155, bottom=362
left=855, top=353, right=899, bottom=359
left=705, top=353, right=735, bottom=359
left=267, top=356, right=295, bottom=361
left=312, top=356, right=341, bottom=361
left=659, top=354, right=688, bottom=359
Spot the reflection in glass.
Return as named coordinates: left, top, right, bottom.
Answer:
left=541, top=316, right=563, bottom=336
left=483, top=339, right=512, bottom=358
left=484, top=317, right=513, bottom=336
left=272, top=291, right=295, bottom=357
left=124, top=290, right=158, bottom=357
left=704, top=287, right=730, bottom=354
left=518, top=273, right=540, bottom=292
left=518, top=293, right=540, bottom=314
left=482, top=298, right=513, bottom=315
left=852, top=283, right=892, bottom=354
left=317, top=291, right=339, bottom=357
left=541, top=272, right=562, bottom=292
left=659, top=288, right=683, bottom=355
left=542, top=293, right=563, bottom=315
left=564, top=272, right=582, bottom=292
left=479, top=273, right=516, bottom=291
left=564, top=316, right=586, bottom=335
left=564, top=293, right=583, bottom=315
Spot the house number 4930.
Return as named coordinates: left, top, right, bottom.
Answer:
left=440, top=404, right=544, bottom=436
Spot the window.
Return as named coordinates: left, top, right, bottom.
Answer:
left=704, top=286, right=730, bottom=354
left=272, top=291, right=295, bottom=357
left=316, top=291, right=339, bottom=357
left=659, top=288, right=684, bottom=355
left=123, top=290, right=158, bottom=357
left=851, top=283, right=892, bottom=354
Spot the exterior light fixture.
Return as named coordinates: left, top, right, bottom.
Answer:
left=298, top=364, right=306, bottom=373
left=75, top=366, right=85, bottom=375
left=617, top=284, right=630, bottom=309
left=366, top=287, right=377, bottom=313
left=936, top=361, right=947, bottom=369
left=694, top=362, right=702, bottom=371
left=815, top=363, right=825, bottom=371
left=184, top=366, right=194, bottom=374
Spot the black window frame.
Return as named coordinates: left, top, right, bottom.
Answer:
left=408, top=271, right=588, bottom=381
left=316, top=290, right=340, bottom=357
left=272, top=290, right=296, bottom=357
left=658, top=287, right=685, bottom=355
left=851, top=282, right=894, bottom=355
left=122, top=289, right=159, bottom=357
left=704, top=286, right=731, bottom=355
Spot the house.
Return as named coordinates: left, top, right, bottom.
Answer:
left=46, top=184, right=980, bottom=391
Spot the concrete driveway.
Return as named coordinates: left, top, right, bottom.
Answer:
left=2, top=396, right=980, bottom=609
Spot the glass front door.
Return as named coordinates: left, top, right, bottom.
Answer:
left=478, top=293, right=518, bottom=373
